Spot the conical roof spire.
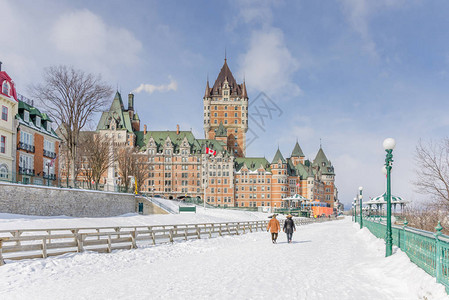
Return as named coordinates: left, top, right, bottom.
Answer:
left=242, top=80, right=247, bottom=98
left=271, top=148, right=286, bottom=164
left=204, top=80, right=211, bottom=98
left=212, top=59, right=237, bottom=92
left=313, top=147, right=330, bottom=166
left=291, top=141, right=305, bottom=157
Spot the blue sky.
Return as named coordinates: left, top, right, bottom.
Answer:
left=2, top=0, right=449, bottom=208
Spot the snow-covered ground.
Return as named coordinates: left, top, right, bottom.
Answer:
left=0, top=207, right=279, bottom=230
left=0, top=216, right=446, bottom=299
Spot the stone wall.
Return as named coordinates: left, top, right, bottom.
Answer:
left=0, top=182, right=138, bottom=217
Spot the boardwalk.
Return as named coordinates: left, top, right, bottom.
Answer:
left=0, top=218, right=446, bottom=299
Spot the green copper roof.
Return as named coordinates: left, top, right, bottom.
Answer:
left=314, top=147, right=329, bottom=165
left=215, top=122, right=227, bottom=137
left=96, top=91, right=133, bottom=133
left=133, top=112, right=140, bottom=121
left=271, top=148, right=286, bottom=164
left=235, top=157, right=271, bottom=172
left=291, top=141, right=305, bottom=157
left=313, top=147, right=335, bottom=175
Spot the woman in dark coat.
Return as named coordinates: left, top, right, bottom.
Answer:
left=283, top=214, right=296, bottom=243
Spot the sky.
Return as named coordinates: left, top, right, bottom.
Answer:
left=1, top=0, right=449, bottom=208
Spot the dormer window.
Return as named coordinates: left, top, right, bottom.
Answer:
left=46, top=122, right=51, bottom=132
left=35, top=116, right=41, bottom=128
left=24, top=111, right=30, bottom=122
left=2, top=81, right=9, bottom=95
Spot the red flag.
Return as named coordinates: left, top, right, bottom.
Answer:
left=206, top=147, right=216, bottom=156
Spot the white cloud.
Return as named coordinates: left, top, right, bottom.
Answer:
left=232, top=0, right=301, bottom=97
left=239, top=27, right=300, bottom=96
left=50, top=9, right=142, bottom=69
left=0, top=1, right=142, bottom=91
left=132, top=77, right=178, bottom=95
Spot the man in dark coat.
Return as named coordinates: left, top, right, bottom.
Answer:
left=283, top=214, right=296, bottom=243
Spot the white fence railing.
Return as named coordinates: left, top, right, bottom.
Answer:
left=0, top=217, right=342, bottom=265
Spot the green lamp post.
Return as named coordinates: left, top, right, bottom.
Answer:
left=353, top=197, right=357, bottom=223
left=352, top=203, right=354, bottom=221
left=359, top=186, right=363, bottom=229
left=383, top=137, right=396, bottom=257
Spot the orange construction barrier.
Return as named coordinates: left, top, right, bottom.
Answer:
left=312, top=206, right=333, bottom=217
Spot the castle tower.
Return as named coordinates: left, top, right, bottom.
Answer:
left=203, top=58, right=248, bottom=157
left=290, top=141, right=305, bottom=166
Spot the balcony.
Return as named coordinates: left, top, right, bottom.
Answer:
left=43, top=149, right=57, bottom=159
left=19, top=167, right=35, bottom=176
left=17, top=142, right=35, bottom=153
left=43, top=172, right=56, bottom=180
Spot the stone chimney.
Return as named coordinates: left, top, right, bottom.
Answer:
left=144, top=124, right=147, bottom=135
left=176, top=124, right=180, bottom=135
left=128, top=93, right=134, bottom=111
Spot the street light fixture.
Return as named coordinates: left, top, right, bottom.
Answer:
left=353, top=197, right=357, bottom=223
left=359, top=186, right=363, bottom=229
left=383, top=137, right=395, bottom=257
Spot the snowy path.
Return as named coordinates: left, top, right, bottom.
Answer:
left=0, top=218, right=447, bottom=300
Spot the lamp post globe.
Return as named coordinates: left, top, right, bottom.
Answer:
left=383, top=138, right=396, bottom=150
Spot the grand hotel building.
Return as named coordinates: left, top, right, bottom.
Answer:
left=72, top=59, right=337, bottom=209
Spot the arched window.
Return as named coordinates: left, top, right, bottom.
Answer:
left=2, top=81, right=10, bottom=95
left=0, top=164, right=8, bottom=179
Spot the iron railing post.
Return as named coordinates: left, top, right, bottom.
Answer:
left=434, top=221, right=443, bottom=284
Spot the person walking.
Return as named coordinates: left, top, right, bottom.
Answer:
left=267, top=214, right=280, bottom=243
left=283, top=214, right=296, bottom=243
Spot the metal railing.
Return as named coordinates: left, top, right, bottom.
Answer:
left=43, top=149, right=57, bottom=158
left=18, top=167, right=35, bottom=176
left=17, top=142, right=35, bottom=153
left=360, top=216, right=449, bottom=292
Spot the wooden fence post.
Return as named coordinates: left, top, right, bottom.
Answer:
left=76, top=234, right=84, bottom=253
left=196, top=225, right=201, bottom=239
left=131, top=230, right=138, bottom=249
left=107, top=235, right=112, bottom=253
left=42, top=237, right=47, bottom=258
left=0, top=239, right=4, bottom=266
left=169, top=229, right=174, bottom=243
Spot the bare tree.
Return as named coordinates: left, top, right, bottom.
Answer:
left=79, top=133, right=115, bottom=190
left=31, top=66, right=113, bottom=185
left=132, top=154, right=149, bottom=193
left=116, top=147, right=134, bottom=193
left=116, top=148, right=149, bottom=194
left=415, top=139, right=449, bottom=211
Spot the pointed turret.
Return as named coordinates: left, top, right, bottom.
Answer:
left=313, top=147, right=330, bottom=166
left=313, top=147, right=334, bottom=175
left=212, top=59, right=239, bottom=95
left=242, top=80, right=247, bottom=98
left=204, top=80, right=211, bottom=98
left=291, top=141, right=305, bottom=157
left=271, top=148, right=286, bottom=164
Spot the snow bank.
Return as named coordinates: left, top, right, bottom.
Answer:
left=0, top=207, right=275, bottom=230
